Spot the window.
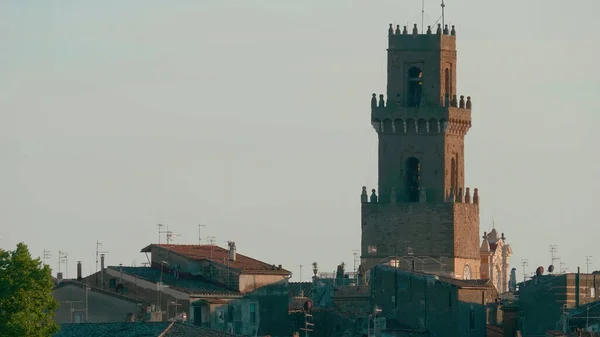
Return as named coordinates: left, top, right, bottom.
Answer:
left=368, top=246, right=377, bottom=255
left=249, top=302, right=258, bottom=324
left=406, top=157, right=421, bottom=202
left=74, top=312, right=83, bottom=323
left=218, top=310, right=225, bottom=323
left=407, top=67, right=423, bottom=107
left=592, top=288, right=596, bottom=298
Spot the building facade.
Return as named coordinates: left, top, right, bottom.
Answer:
left=360, top=22, right=481, bottom=280
left=480, top=229, right=513, bottom=294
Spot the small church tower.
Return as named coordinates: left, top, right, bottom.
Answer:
left=361, top=23, right=481, bottom=279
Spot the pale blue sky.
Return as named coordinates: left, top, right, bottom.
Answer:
left=1, top=1, right=599, bottom=281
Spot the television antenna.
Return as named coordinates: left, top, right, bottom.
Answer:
left=549, top=245, right=560, bottom=270
left=521, top=259, right=529, bottom=282
left=198, top=224, right=206, bottom=245
left=95, top=241, right=108, bottom=286
left=42, top=249, right=52, bottom=267
left=585, top=256, right=593, bottom=273
left=58, top=251, right=68, bottom=278
left=352, top=250, right=360, bottom=273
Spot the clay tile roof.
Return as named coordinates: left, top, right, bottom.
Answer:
left=141, top=244, right=291, bottom=275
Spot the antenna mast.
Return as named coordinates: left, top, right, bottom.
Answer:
left=198, top=224, right=206, bottom=245
left=59, top=251, right=68, bottom=279
left=585, top=256, right=593, bottom=273
left=549, top=245, right=560, bottom=269
left=421, top=0, right=425, bottom=33
left=521, top=259, right=529, bottom=282
left=441, top=0, right=446, bottom=28
left=43, top=249, right=52, bottom=267
left=352, top=250, right=360, bottom=274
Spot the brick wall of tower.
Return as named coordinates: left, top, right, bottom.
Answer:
left=360, top=201, right=481, bottom=277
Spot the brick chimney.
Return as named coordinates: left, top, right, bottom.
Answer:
left=77, top=261, right=82, bottom=281
left=228, top=241, right=236, bottom=262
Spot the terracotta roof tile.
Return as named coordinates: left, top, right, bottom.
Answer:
left=114, top=266, right=239, bottom=296
left=142, top=244, right=291, bottom=275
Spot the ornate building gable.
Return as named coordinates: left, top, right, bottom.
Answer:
left=480, top=229, right=512, bottom=293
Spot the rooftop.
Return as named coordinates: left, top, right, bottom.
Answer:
left=110, top=266, right=240, bottom=296
left=54, top=280, right=144, bottom=304
left=141, top=244, right=291, bottom=275
left=375, top=265, right=493, bottom=289
left=53, top=322, right=244, bottom=337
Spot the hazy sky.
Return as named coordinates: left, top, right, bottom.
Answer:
left=1, top=0, right=599, bottom=282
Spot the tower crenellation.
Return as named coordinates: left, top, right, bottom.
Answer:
left=361, top=185, right=480, bottom=205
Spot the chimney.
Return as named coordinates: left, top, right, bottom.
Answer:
left=100, top=254, right=105, bottom=290
left=77, top=261, right=82, bottom=281
left=57, top=272, right=64, bottom=284
left=228, top=241, right=236, bottom=262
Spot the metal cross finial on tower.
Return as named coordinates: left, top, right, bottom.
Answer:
left=441, top=0, right=446, bottom=28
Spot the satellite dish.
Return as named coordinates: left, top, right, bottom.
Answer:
left=548, top=265, right=555, bottom=273
left=535, top=266, right=544, bottom=277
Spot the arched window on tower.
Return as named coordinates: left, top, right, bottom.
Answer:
left=406, top=157, right=421, bottom=202
left=407, top=67, right=423, bottom=107
left=451, top=157, right=457, bottom=192
left=445, top=68, right=450, bottom=99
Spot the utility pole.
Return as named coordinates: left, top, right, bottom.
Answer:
left=585, top=256, right=593, bottom=274
left=521, top=259, right=529, bottom=282
left=198, top=224, right=206, bottom=245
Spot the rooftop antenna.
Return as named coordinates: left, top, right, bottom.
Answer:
left=441, top=0, right=446, bottom=28
left=585, top=256, right=593, bottom=273
left=549, top=245, right=560, bottom=269
left=521, top=259, right=529, bottom=282
left=95, top=241, right=108, bottom=286
left=58, top=251, right=68, bottom=278
left=207, top=236, right=216, bottom=261
left=299, top=264, right=303, bottom=282
left=157, top=224, right=169, bottom=245
left=352, top=250, right=360, bottom=274
left=198, top=224, right=206, bottom=245
left=165, top=225, right=180, bottom=244
left=42, top=249, right=52, bottom=267
left=421, top=0, right=425, bottom=33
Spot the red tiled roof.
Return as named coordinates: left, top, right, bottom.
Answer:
left=141, top=244, right=291, bottom=275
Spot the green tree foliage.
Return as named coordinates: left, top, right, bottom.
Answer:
left=0, top=243, right=59, bottom=337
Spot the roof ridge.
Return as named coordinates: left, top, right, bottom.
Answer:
left=158, top=321, right=175, bottom=337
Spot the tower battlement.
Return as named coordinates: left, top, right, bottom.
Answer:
left=388, top=23, right=457, bottom=51
left=360, top=186, right=480, bottom=205
left=370, top=93, right=472, bottom=136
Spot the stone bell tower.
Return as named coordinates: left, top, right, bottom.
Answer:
left=360, top=23, right=481, bottom=280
